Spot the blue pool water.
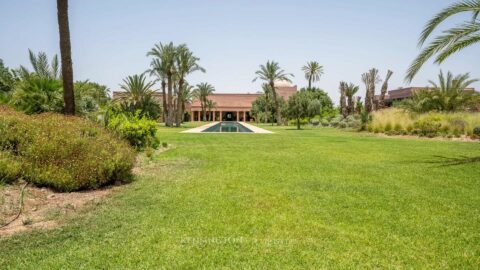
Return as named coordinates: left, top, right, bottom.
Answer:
left=202, top=122, right=253, bottom=133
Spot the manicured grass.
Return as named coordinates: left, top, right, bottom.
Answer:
left=1, top=126, right=480, bottom=268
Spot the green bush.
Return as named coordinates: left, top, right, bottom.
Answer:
left=0, top=106, right=135, bottom=191
left=320, top=118, right=330, bottom=127
left=288, top=118, right=308, bottom=127
left=384, top=122, right=393, bottom=132
left=414, top=117, right=442, bottom=137
left=473, top=126, right=480, bottom=137
left=107, top=113, right=159, bottom=150
left=0, top=152, right=21, bottom=184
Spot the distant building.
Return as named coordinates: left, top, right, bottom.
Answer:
left=374, top=87, right=477, bottom=107
left=112, top=80, right=298, bottom=122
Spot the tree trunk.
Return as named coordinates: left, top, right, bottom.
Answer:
left=339, top=82, right=348, bottom=118
left=166, top=73, right=173, bottom=126
left=355, top=96, right=362, bottom=114
left=161, top=80, right=167, bottom=124
left=378, top=70, right=393, bottom=109
left=264, top=93, right=269, bottom=124
left=308, top=77, right=312, bottom=89
left=270, top=82, right=281, bottom=125
left=57, top=0, right=75, bottom=115
left=175, top=79, right=184, bottom=127
left=296, top=118, right=300, bottom=130
left=202, top=98, right=207, bottom=121
left=347, top=95, right=353, bottom=115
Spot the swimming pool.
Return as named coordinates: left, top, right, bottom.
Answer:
left=202, top=121, right=253, bottom=133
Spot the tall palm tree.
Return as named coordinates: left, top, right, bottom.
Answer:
left=205, top=99, right=217, bottom=121
left=302, top=61, right=324, bottom=88
left=148, top=58, right=168, bottom=123
left=179, top=84, right=194, bottom=122
left=344, top=83, right=359, bottom=114
left=261, top=83, right=271, bottom=123
left=378, top=70, right=393, bottom=109
left=361, top=68, right=381, bottom=113
left=175, top=45, right=205, bottom=126
left=118, top=74, right=156, bottom=108
left=253, top=61, right=293, bottom=125
left=56, top=0, right=75, bottom=115
left=339, top=82, right=348, bottom=118
left=193, top=82, right=215, bottom=121
left=406, top=0, right=480, bottom=82
left=147, top=42, right=177, bottom=126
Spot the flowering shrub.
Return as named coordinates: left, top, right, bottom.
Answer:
left=0, top=106, right=135, bottom=191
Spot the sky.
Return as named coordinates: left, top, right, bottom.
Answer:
left=1, top=0, right=479, bottom=103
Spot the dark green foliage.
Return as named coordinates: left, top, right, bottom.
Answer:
left=9, top=76, right=64, bottom=114
left=399, top=71, right=479, bottom=113
left=473, top=126, right=480, bottom=136
left=74, top=80, right=111, bottom=114
left=287, top=91, right=319, bottom=129
left=0, top=59, right=16, bottom=96
left=107, top=112, right=159, bottom=150
left=0, top=107, right=135, bottom=191
left=414, top=117, right=442, bottom=137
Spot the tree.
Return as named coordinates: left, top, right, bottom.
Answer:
left=302, top=61, right=324, bottom=88
left=378, top=70, right=393, bottom=109
left=74, top=80, right=110, bottom=114
left=0, top=59, right=16, bottom=102
left=205, top=99, right=217, bottom=121
left=174, top=45, right=205, bottom=126
left=57, top=0, right=75, bottom=115
left=178, top=84, right=194, bottom=122
left=261, top=83, right=272, bottom=123
left=147, top=42, right=177, bottom=126
left=400, top=70, right=479, bottom=112
left=193, top=82, right=215, bottom=121
left=344, top=83, right=359, bottom=115
left=253, top=61, right=293, bottom=125
left=118, top=74, right=161, bottom=119
left=361, top=68, right=381, bottom=113
left=148, top=58, right=168, bottom=122
left=406, top=1, right=480, bottom=82
left=287, top=91, right=320, bottom=130
left=339, top=82, right=348, bottom=118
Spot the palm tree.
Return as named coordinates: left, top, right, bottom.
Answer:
left=147, top=42, right=177, bottom=126
left=378, top=70, right=393, bottom=109
left=148, top=58, right=168, bottom=123
left=302, top=61, right=324, bottom=88
left=178, top=84, right=194, bottom=122
left=205, top=99, right=217, bottom=121
left=253, top=61, right=293, bottom=125
left=339, top=82, right=348, bottom=118
left=175, top=45, right=205, bottom=126
left=118, top=74, right=156, bottom=108
left=56, top=0, right=75, bottom=115
left=193, top=82, right=215, bottom=121
left=361, top=68, right=381, bottom=113
left=402, top=71, right=478, bottom=112
left=261, top=83, right=272, bottom=123
left=344, top=83, right=359, bottom=114
left=406, top=0, right=480, bottom=82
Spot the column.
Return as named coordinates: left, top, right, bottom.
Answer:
left=197, top=111, right=201, bottom=121
left=243, top=111, right=246, bottom=122
left=219, top=111, right=222, bottom=121
left=190, top=111, right=194, bottom=122
left=213, top=111, right=216, bottom=122
left=236, top=111, right=239, bottom=121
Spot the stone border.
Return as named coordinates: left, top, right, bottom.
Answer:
left=181, top=122, right=273, bottom=134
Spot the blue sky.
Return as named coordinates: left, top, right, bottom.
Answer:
left=1, top=0, right=479, bottom=103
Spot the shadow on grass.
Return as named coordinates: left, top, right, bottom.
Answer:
left=426, top=155, right=480, bottom=166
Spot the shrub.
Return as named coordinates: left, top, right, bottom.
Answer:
left=320, top=119, right=330, bottom=127
left=414, top=117, right=442, bottom=137
left=0, top=152, right=21, bottom=184
left=0, top=106, right=135, bottom=191
left=329, top=115, right=343, bottom=127
left=474, top=126, right=480, bottom=137
left=310, top=119, right=320, bottom=126
left=107, top=113, right=159, bottom=150
left=338, top=120, right=348, bottom=129
left=384, top=122, right=393, bottom=132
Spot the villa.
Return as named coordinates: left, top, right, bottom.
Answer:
left=375, top=87, right=477, bottom=107
left=112, top=81, right=298, bottom=122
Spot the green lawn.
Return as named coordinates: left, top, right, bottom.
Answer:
left=1, top=125, right=480, bottom=269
